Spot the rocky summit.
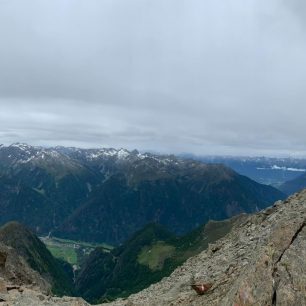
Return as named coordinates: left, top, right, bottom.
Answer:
left=102, top=189, right=306, bottom=306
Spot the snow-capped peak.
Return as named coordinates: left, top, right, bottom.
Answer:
left=85, top=148, right=132, bottom=160
left=10, top=142, right=32, bottom=150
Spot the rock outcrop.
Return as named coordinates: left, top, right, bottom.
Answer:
left=0, top=221, right=75, bottom=297
left=0, top=243, right=50, bottom=294
left=0, top=228, right=86, bottom=305
left=0, top=254, right=87, bottom=306
left=0, top=284, right=88, bottom=306
left=103, top=189, right=306, bottom=306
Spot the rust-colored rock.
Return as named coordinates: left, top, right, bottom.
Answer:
left=191, top=283, right=212, bottom=295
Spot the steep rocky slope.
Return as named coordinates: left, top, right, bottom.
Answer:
left=103, top=189, right=306, bottom=306
left=0, top=222, right=86, bottom=305
left=0, top=242, right=50, bottom=295
left=76, top=218, right=246, bottom=303
left=0, top=222, right=73, bottom=296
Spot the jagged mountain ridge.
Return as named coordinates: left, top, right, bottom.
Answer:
left=0, top=143, right=285, bottom=244
left=0, top=143, right=100, bottom=233
left=103, top=190, right=306, bottom=306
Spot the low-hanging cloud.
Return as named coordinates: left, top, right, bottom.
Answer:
left=0, top=0, right=306, bottom=156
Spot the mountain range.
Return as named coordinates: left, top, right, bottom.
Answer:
left=189, top=155, right=306, bottom=187
left=0, top=143, right=285, bottom=244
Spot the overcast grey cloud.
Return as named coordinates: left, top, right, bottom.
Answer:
left=0, top=0, right=306, bottom=156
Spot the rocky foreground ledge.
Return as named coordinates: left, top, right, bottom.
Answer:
left=0, top=284, right=88, bottom=306
left=104, top=190, right=306, bottom=306
left=0, top=236, right=89, bottom=306
left=1, top=190, right=306, bottom=305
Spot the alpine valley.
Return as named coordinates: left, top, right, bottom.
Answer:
left=0, top=143, right=285, bottom=245
left=0, top=143, right=289, bottom=305
left=1, top=175, right=306, bottom=305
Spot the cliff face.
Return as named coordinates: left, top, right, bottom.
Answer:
left=0, top=243, right=50, bottom=293
left=103, top=189, right=306, bottom=306
left=0, top=223, right=84, bottom=306
left=0, top=244, right=87, bottom=306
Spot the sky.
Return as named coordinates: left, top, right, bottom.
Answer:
left=0, top=0, right=306, bottom=156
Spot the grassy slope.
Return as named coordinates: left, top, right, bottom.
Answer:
left=47, top=245, right=78, bottom=266
left=76, top=216, right=247, bottom=303
left=138, top=241, right=176, bottom=270
left=75, top=223, right=175, bottom=302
